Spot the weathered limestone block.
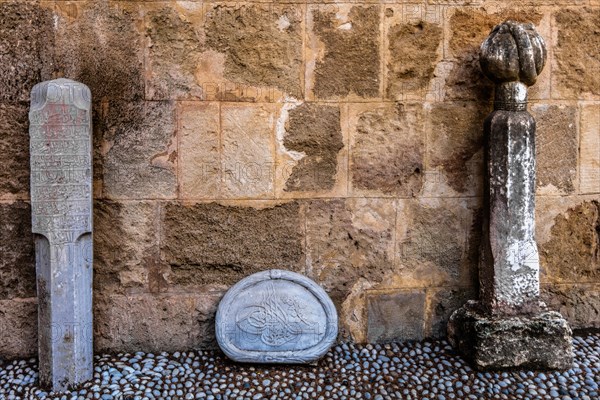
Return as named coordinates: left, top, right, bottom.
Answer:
left=532, top=104, right=578, bottom=194
left=101, top=100, right=177, bottom=199
left=309, top=5, right=380, bottom=99
left=448, top=21, right=573, bottom=370
left=0, top=298, right=37, bottom=359
left=55, top=2, right=144, bottom=101
left=427, top=102, right=487, bottom=196
left=94, top=292, right=222, bottom=354
left=395, top=198, right=479, bottom=289
left=580, top=104, right=600, bottom=194
left=94, top=201, right=159, bottom=294
left=541, top=284, right=600, bottom=330
left=366, top=290, right=426, bottom=343
left=216, top=269, right=337, bottom=363
left=161, top=202, right=304, bottom=287
left=282, top=103, right=343, bottom=192
left=539, top=200, right=600, bottom=283
left=553, top=8, right=600, bottom=99
left=179, top=102, right=221, bottom=199
left=305, top=199, right=396, bottom=299
left=0, top=103, right=31, bottom=198
left=29, top=79, right=94, bottom=390
left=385, top=18, right=442, bottom=100
left=0, top=2, right=54, bottom=102
left=0, top=202, right=35, bottom=299
left=349, top=103, right=424, bottom=197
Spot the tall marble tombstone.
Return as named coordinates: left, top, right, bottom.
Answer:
left=447, top=21, right=573, bottom=369
left=29, top=79, right=93, bottom=390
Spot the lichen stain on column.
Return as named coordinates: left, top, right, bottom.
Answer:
left=29, top=78, right=93, bottom=391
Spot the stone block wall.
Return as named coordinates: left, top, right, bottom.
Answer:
left=0, top=0, right=598, bottom=358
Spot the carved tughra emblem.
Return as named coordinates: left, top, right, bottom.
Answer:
left=216, top=269, right=338, bottom=364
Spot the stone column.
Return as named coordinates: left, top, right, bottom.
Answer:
left=447, top=21, right=573, bottom=370
left=29, top=79, right=94, bottom=390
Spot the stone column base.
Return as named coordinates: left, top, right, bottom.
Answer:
left=447, top=300, right=574, bottom=370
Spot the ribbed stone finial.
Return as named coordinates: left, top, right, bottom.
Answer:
left=480, top=20, right=547, bottom=86
left=480, top=21, right=547, bottom=111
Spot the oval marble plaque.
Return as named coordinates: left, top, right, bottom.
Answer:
left=216, top=269, right=338, bottom=364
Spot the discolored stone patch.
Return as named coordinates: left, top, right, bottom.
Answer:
left=0, top=1, right=54, bottom=102
left=100, top=101, right=177, bottom=199
left=0, top=298, right=37, bottom=358
left=541, top=284, right=600, bottom=330
left=55, top=1, right=144, bottom=101
left=205, top=5, right=303, bottom=98
left=428, top=287, right=477, bottom=339
left=386, top=21, right=442, bottom=100
left=221, top=105, right=275, bottom=198
left=532, top=104, right=578, bottom=193
left=305, top=199, right=395, bottom=299
left=179, top=102, right=221, bottom=199
left=428, top=102, right=488, bottom=194
left=94, top=293, right=221, bottom=353
left=146, top=7, right=205, bottom=100
left=162, top=202, right=304, bottom=286
left=351, top=103, right=424, bottom=196
left=312, top=6, right=380, bottom=99
left=446, top=8, right=542, bottom=100
left=0, top=202, right=35, bottom=300
left=554, top=8, right=600, bottom=98
left=396, top=199, right=472, bottom=288
left=0, top=103, right=29, bottom=197
left=94, top=201, right=159, bottom=295
left=366, top=290, right=426, bottom=342
left=283, top=103, right=343, bottom=192
left=540, top=201, right=600, bottom=283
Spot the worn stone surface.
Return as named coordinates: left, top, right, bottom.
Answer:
left=145, top=6, right=205, bottom=100
left=55, top=1, right=144, bottom=101
left=101, top=101, right=177, bottom=199
left=0, top=298, right=37, bottom=359
left=350, top=103, right=424, bottom=196
left=0, top=2, right=54, bottom=102
left=428, top=287, right=477, bottom=339
left=0, top=103, right=30, bottom=198
left=94, top=201, right=158, bottom=295
left=541, top=284, right=600, bottom=330
left=0, top=202, right=35, bottom=300
left=386, top=20, right=442, bottom=100
left=216, top=269, right=337, bottom=364
left=532, top=104, right=578, bottom=194
left=311, top=6, right=380, bottom=99
left=94, top=293, right=222, bottom=354
left=305, top=199, right=395, bottom=299
left=428, top=102, right=487, bottom=195
left=554, top=8, right=600, bottom=98
left=222, top=105, right=275, bottom=198
left=30, top=79, right=94, bottom=390
left=179, top=102, right=221, bottom=199
left=448, top=302, right=574, bottom=370
left=162, top=202, right=304, bottom=287
left=539, top=201, right=600, bottom=283
left=366, top=290, right=426, bottom=343
left=446, top=9, right=543, bottom=100
left=396, top=198, right=476, bottom=288
left=205, top=5, right=303, bottom=99
left=283, top=103, right=343, bottom=192
left=580, top=104, right=600, bottom=194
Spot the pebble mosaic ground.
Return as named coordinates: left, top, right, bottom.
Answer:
left=1, top=334, right=598, bottom=400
